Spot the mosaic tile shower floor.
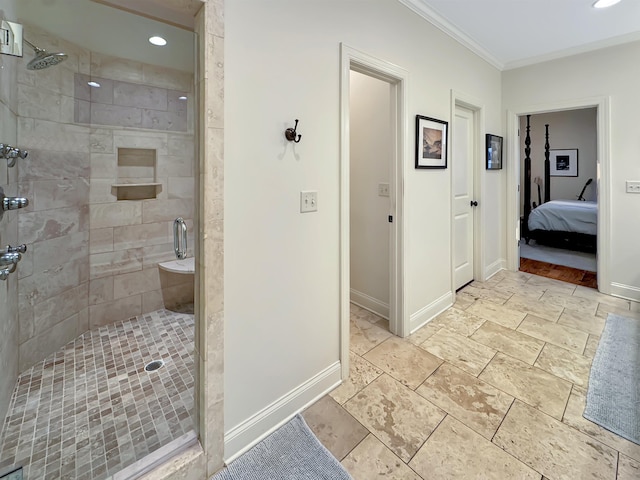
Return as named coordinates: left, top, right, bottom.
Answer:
left=0, top=309, right=195, bottom=480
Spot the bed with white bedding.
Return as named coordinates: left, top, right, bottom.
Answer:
left=528, top=200, right=597, bottom=235
left=526, top=200, right=597, bottom=252
left=521, top=118, right=597, bottom=253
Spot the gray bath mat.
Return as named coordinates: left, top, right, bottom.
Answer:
left=584, top=313, right=640, bottom=445
left=212, top=415, right=352, bottom=479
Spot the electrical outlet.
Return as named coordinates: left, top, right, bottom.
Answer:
left=378, top=183, right=390, bottom=197
left=300, top=191, right=318, bottom=213
left=626, top=181, right=640, bottom=193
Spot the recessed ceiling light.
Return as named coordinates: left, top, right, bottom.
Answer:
left=149, top=36, right=167, bottom=46
left=593, top=0, right=621, bottom=8
left=178, top=96, right=187, bottom=100
left=87, top=81, right=101, bottom=88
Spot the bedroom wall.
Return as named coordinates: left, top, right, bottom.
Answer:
left=504, top=40, right=640, bottom=300
left=350, top=71, right=391, bottom=317
left=225, top=0, right=503, bottom=459
left=519, top=108, right=597, bottom=213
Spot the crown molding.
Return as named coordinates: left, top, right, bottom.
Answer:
left=397, top=0, right=504, bottom=70
left=503, top=30, right=640, bottom=70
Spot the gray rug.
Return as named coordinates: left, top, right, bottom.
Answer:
left=212, top=415, right=352, bottom=479
left=584, top=313, right=640, bottom=445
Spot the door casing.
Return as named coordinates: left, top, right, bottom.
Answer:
left=340, top=44, right=408, bottom=379
left=506, top=97, right=610, bottom=293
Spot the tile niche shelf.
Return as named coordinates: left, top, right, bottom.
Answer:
left=113, top=147, right=161, bottom=200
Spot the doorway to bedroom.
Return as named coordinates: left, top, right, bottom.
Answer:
left=518, top=108, right=598, bottom=288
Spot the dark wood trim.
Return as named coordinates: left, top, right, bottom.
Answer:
left=523, top=115, right=532, bottom=241
left=544, top=124, right=551, bottom=203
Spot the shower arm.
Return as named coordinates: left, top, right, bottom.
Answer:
left=23, top=38, right=44, bottom=54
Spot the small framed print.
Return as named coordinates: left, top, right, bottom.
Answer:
left=550, top=149, right=578, bottom=177
left=486, top=134, right=503, bottom=170
left=415, top=115, right=448, bottom=169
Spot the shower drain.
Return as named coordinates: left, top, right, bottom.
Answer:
left=144, top=360, right=165, bottom=372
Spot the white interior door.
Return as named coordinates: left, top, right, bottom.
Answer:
left=453, top=105, right=475, bottom=289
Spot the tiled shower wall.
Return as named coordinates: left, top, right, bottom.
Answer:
left=85, top=54, right=195, bottom=330
left=16, top=27, right=92, bottom=372
left=0, top=2, right=20, bottom=426
left=15, top=25, right=195, bottom=372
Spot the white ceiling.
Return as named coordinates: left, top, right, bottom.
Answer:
left=400, top=0, right=640, bottom=69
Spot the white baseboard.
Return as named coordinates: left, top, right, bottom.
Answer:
left=409, top=291, right=453, bottom=334
left=223, top=361, right=342, bottom=463
left=350, top=289, right=389, bottom=319
left=484, top=258, right=506, bottom=281
left=609, top=282, right=640, bottom=302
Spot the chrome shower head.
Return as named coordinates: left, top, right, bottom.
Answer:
left=23, top=38, right=67, bottom=70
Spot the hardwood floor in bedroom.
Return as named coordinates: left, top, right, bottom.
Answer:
left=303, top=270, right=640, bottom=479
left=519, top=257, right=598, bottom=288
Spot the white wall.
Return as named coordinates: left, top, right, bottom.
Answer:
left=504, top=40, right=640, bottom=299
left=519, top=109, right=597, bottom=212
left=224, top=0, right=503, bottom=458
left=350, top=71, right=391, bottom=316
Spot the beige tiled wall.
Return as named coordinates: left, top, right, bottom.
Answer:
left=13, top=24, right=196, bottom=370
left=75, top=72, right=190, bottom=132
left=16, top=27, right=92, bottom=371
left=86, top=59, right=196, bottom=330
left=0, top=4, right=21, bottom=426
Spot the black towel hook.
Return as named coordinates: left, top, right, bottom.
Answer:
left=285, top=119, right=302, bottom=143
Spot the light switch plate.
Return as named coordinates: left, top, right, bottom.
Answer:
left=378, top=183, right=390, bottom=197
left=626, top=180, right=640, bottom=193
left=300, top=191, right=318, bottom=213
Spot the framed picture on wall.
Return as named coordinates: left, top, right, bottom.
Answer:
left=486, top=134, right=503, bottom=170
left=415, top=115, right=448, bottom=169
left=550, top=149, right=578, bottom=176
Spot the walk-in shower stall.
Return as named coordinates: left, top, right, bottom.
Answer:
left=0, top=1, right=198, bottom=478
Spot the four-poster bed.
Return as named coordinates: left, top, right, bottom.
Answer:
left=522, top=115, right=597, bottom=253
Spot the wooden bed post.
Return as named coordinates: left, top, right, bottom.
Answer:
left=544, top=123, right=551, bottom=203
left=523, top=115, right=532, bottom=242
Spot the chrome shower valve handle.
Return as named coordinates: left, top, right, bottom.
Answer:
left=3, top=244, right=27, bottom=254
left=0, top=243, right=27, bottom=280
left=0, top=253, right=22, bottom=280
left=0, top=143, right=28, bottom=167
left=0, top=245, right=26, bottom=280
left=0, top=186, right=29, bottom=220
left=3, top=197, right=29, bottom=210
left=0, top=251, right=21, bottom=266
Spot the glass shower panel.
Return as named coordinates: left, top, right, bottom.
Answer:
left=0, top=1, right=196, bottom=478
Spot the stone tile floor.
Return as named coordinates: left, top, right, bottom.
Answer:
left=303, top=270, right=640, bottom=479
left=0, top=309, right=194, bottom=480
